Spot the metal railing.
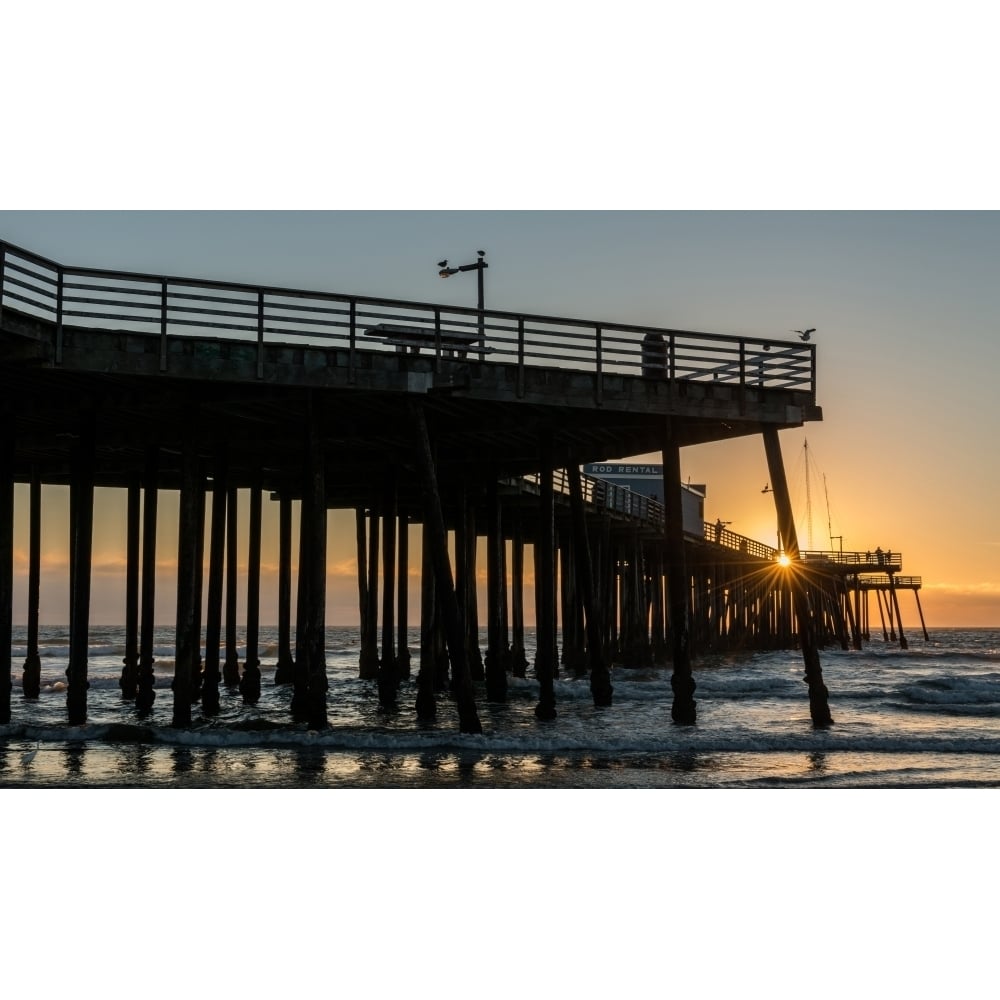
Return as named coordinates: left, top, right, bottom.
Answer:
left=856, top=575, right=921, bottom=589
left=800, top=550, right=903, bottom=571
left=0, top=238, right=817, bottom=398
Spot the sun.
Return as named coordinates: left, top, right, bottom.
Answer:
left=777, top=552, right=792, bottom=567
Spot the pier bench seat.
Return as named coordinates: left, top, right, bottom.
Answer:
left=363, top=323, right=489, bottom=358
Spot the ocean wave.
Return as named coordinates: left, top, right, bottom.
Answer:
left=6, top=720, right=1000, bottom=758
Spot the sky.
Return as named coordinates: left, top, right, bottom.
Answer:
left=1, top=209, right=998, bottom=627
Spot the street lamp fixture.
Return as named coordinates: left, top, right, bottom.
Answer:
left=436, top=251, right=488, bottom=351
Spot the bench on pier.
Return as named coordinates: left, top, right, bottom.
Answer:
left=364, top=323, right=488, bottom=359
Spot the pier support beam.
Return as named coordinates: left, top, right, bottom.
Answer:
left=67, top=408, right=96, bottom=726
left=763, top=427, right=833, bottom=726
left=410, top=402, right=482, bottom=734
left=568, top=463, right=613, bottom=707
left=397, top=510, right=411, bottom=681
left=274, top=492, right=296, bottom=684
left=0, top=414, right=12, bottom=724
left=416, top=517, right=437, bottom=720
left=136, top=446, right=158, bottom=717
left=662, top=424, right=695, bottom=723
left=239, top=474, right=263, bottom=704
left=222, top=485, right=241, bottom=686
left=484, top=478, right=508, bottom=703
left=888, top=575, right=908, bottom=650
left=201, top=454, right=227, bottom=715
left=534, top=434, right=558, bottom=720
left=356, top=506, right=380, bottom=680
left=300, top=409, right=329, bottom=729
left=510, top=514, right=528, bottom=678
left=119, top=477, right=140, bottom=700
left=377, top=473, right=399, bottom=711
left=21, top=467, right=41, bottom=700
left=172, top=423, right=200, bottom=728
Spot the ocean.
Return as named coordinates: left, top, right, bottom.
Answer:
left=2, top=625, right=1000, bottom=789
left=5, top=625, right=994, bottom=996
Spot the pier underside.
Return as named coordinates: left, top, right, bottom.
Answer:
left=1, top=309, right=820, bottom=505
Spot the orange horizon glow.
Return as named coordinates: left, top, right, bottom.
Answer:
left=8, top=477, right=999, bottom=632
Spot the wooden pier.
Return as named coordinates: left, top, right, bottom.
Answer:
left=1, top=237, right=851, bottom=731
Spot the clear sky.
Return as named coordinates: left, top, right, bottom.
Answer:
left=1, top=209, right=997, bottom=627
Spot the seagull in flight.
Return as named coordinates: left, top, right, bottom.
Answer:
left=792, top=328, right=816, bottom=341
left=21, top=740, right=40, bottom=765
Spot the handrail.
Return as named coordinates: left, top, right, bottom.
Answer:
left=0, top=237, right=817, bottom=398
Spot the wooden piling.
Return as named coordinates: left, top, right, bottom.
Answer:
left=377, top=474, right=399, bottom=711
left=136, top=446, right=158, bottom=717
left=416, top=516, right=437, bottom=720
left=301, top=411, right=329, bottom=729
left=201, top=455, right=227, bottom=715
left=67, top=408, right=95, bottom=726
left=567, top=462, right=613, bottom=707
left=762, top=426, right=833, bottom=726
left=239, top=474, right=263, bottom=705
left=396, top=510, right=411, bottom=681
left=274, top=492, right=295, bottom=684
left=358, top=505, right=380, bottom=680
left=662, top=425, right=696, bottom=723
left=172, top=423, right=200, bottom=729
left=509, top=513, right=528, bottom=678
left=21, top=467, right=41, bottom=700
left=409, top=401, right=482, bottom=734
left=484, top=478, right=508, bottom=702
left=119, top=477, right=140, bottom=700
left=0, top=413, right=12, bottom=724
left=888, top=574, right=908, bottom=650
left=190, top=478, right=206, bottom=703
left=222, top=484, right=241, bottom=686
left=534, top=434, right=557, bottom=720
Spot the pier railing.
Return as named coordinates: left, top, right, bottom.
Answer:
left=0, top=239, right=816, bottom=398
left=517, top=470, right=913, bottom=574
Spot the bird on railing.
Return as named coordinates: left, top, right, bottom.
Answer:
left=792, top=328, right=816, bottom=341
left=761, top=483, right=772, bottom=494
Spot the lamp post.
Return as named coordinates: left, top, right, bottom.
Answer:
left=437, top=250, right=487, bottom=353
